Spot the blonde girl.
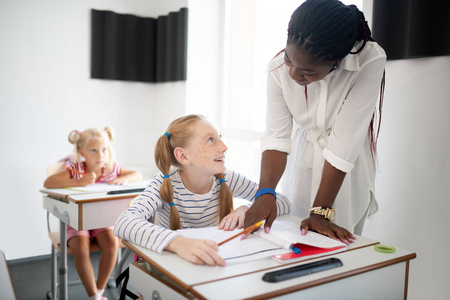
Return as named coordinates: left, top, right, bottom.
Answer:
left=44, top=127, right=142, bottom=300
left=114, top=115, right=291, bottom=266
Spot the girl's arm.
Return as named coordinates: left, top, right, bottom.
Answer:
left=113, top=180, right=225, bottom=266
left=43, top=170, right=96, bottom=188
left=165, top=236, right=226, bottom=266
left=108, top=168, right=143, bottom=185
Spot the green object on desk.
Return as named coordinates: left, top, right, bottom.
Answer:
left=375, top=244, right=396, bottom=253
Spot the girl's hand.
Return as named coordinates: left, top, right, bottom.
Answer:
left=166, top=236, right=226, bottom=266
left=300, top=215, right=355, bottom=245
left=108, top=176, right=128, bottom=185
left=218, top=206, right=248, bottom=231
left=78, top=172, right=96, bottom=186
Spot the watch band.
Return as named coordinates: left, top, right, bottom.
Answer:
left=308, top=206, right=335, bottom=222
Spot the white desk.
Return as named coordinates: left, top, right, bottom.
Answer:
left=40, top=184, right=147, bottom=300
left=124, top=216, right=416, bottom=300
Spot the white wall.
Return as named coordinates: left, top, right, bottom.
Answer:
left=0, top=0, right=187, bottom=260
left=364, top=55, right=450, bottom=300
left=1, top=1, right=450, bottom=299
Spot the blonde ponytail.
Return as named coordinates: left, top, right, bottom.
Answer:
left=215, top=173, right=233, bottom=221
left=68, top=130, right=82, bottom=145
left=155, top=133, right=181, bottom=230
left=104, top=126, right=115, bottom=141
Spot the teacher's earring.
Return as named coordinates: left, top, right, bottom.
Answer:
left=332, top=64, right=339, bottom=70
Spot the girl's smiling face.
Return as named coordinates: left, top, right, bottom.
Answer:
left=78, top=138, right=109, bottom=172
left=182, top=120, right=228, bottom=175
left=284, top=43, right=337, bottom=86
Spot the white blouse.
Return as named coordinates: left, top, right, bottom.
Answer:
left=262, top=41, right=386, bottom=231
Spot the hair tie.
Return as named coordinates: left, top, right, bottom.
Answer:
left=219, top=178, right=226, bottom=184
left=77, top=130, right=82, bottom=135
left=169, top=202, right=175, bottom=207
left=163, top=174, right=170, bottom=179
left=360, top=19, right=371, bottom=41
left=164, top=132, right=170, bottom=139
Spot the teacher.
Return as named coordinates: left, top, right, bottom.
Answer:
left=244, top=0, right=386, bottom=244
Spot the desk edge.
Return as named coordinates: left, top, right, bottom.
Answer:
left=123, top=241, right=193, bottom=293
left=241, top=252, right=417, bottom=300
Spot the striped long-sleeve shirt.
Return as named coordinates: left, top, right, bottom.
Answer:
left=113, top=168, right=291, bottom=253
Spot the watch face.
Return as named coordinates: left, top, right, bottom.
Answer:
left=329, top=210, right=335, bottom=222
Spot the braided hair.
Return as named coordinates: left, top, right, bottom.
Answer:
left=288, top=0, right=372, bottom=62
left=287, top=0, right=385, bottom=159
left=154, top=114, right=233, bottom=230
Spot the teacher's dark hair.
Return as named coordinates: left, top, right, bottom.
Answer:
left=287, top=0, right=385, bottom=160
left=288, top=0, right=372, bottom=62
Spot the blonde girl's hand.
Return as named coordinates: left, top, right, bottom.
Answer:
left=78, top=172, right=96, bottom=186
left=218, top=206, right=248, bottom=231
left=108, top=169, right=142, bottom=185
left=108, top=176, right=128, bottom=185
left=166, top=236, right=226, bottom=266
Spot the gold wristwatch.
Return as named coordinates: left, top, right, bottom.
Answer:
left=308, top=206, right=335, bottom=222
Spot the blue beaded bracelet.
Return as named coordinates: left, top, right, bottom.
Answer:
left=255, top=187, right=277, bottom=202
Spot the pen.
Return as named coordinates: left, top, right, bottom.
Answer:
left=218, top=221, right=263, bottom=246
left=64, top=166, right=85, bottom=175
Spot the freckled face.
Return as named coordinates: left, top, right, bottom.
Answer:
left=284, top=43, right=335, bottom=86
left=183, top=120, right=228, bottom=175
left=78, top=138, right=109, bottom=172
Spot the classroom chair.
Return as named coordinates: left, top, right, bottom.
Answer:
left=0, top=250, right=17, bottom=300
left=45, top=162, right=127, bottom=300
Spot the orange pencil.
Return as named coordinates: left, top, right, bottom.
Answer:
left=218, top=221, right=263, bottom=246
left=64, top=166, right=85, bottom=175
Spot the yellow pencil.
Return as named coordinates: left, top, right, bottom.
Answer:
left=218, top=221, right=263, bottom=246
left=64, top=166, right=85, bottom=175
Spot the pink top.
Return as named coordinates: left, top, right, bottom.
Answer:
left=67, top=161, right=122, bottom=183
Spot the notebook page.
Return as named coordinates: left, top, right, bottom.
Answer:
left=177, top=226, right=286, bottom=264
left=266, top=220, right=346, bottom=248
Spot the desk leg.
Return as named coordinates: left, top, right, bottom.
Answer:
left=59, top=221, right=68, bottom=300
left=116, top=247, right=132, bottom=292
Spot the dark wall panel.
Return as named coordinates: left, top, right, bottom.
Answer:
left=372, top=0, right=449, bottom=60
left=91, top=8, right=188, bottom=82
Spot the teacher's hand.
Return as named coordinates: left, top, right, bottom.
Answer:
left=300, top=215, right=355, bottom=245
left=242, top=194, right=277, bottom=239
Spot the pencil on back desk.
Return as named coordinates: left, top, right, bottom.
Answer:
left=218, top=221, right=263, bottom=246
left=64, top=166, right=85, bottom=175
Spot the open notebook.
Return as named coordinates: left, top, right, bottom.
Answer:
left=177, top=220, right=347, bottom=264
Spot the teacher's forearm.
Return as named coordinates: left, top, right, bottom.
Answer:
left=259, top=150, right=288, bottom=189
left=313, top=160, right=346, bottom=208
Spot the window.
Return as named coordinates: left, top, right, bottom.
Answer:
left=187, top=0, right=363, bottom=182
